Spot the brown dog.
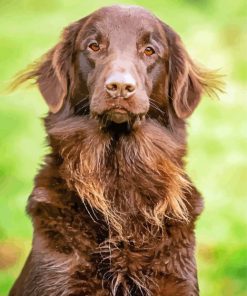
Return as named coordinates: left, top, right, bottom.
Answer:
left=9, top=5, right=221, bottom=296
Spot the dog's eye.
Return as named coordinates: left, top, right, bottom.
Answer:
left=88, top=41, right=100, bottom=52
left=144, top=46, right=155, bottom=56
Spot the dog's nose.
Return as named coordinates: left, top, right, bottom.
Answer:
left=105, top=72, right=136, bottom=99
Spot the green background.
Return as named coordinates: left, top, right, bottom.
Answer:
left=0, top=0, right=246, bottom=295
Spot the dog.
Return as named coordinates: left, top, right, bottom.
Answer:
left=9, top=5, right=222, bottom=296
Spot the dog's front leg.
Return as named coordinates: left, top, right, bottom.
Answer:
left=9, top=244, right=107, bottom=296
left=9, top=187, right=109, bottom=296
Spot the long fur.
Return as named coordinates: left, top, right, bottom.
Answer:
left=9, top=5, right=223, bottom=296
left=48, top=115, right=191, bottom=240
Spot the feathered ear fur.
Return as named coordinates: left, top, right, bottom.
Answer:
left=163, top=24, right=223, bottom=119
left=10, top=21, right=82, bottom=113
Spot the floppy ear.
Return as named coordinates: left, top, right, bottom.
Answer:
left=164, top=24, right=223, bottom=119
left=11, top=21, right=81, bottom=113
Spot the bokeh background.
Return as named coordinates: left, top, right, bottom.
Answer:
left=0, top=0, right=246, bottom=295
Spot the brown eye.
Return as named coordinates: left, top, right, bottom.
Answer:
left=88, top=41, right=100, bottom=52
left=144, top=46, right=155, bottom=56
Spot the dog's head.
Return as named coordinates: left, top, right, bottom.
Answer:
left=14, top=5, right=221, bottom=134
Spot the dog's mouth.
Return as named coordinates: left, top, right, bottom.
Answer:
left=92, top=107, right=146, bottom=135
left=105, top=106, right=130, bottom=124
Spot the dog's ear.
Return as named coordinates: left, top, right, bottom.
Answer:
left=163, top=24, right=223, bottom=119
left=11, top=20, right=82, bottom=113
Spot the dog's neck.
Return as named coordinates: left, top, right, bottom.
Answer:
left=46, top=115, right=190, bottom=240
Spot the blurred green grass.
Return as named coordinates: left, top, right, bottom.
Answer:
left=0, top=0, right=246, bottom=295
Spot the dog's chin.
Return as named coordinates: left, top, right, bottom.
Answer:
left=95, top=109, right=145, bottom=135
left=107, top=109, right=130, bottom=124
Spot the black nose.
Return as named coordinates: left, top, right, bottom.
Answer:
left=105, top=72, right=136, bottom=99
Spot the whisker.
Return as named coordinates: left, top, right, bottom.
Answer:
left=74, top=97, right=90, bottom=115
left=74, top=95, right=89, bottom=107
left=149, top=99, right=166, bottom=115
left=77, top=103, right=90, bottom=114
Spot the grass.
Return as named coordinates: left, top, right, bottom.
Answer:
left=0, top=0, right=246, bottom=295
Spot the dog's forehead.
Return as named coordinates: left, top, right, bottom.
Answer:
left=87, top=5, right=161, bottom=38
left=96, top=5, right=157, bottom=21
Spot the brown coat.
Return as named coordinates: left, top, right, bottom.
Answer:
left=9, top=5, right=222, bottom=296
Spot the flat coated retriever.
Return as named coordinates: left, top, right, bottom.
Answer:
left=9, top=5, right=222, bottom=296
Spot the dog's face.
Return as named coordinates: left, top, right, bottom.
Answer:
left=75, top=7, right=167, bottom=128
left=18, top=5, right=220, bottom=134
